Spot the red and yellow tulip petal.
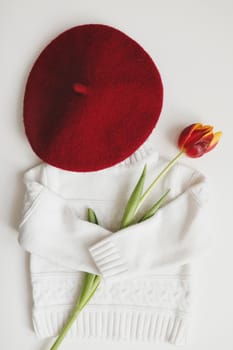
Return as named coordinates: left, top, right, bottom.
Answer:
left=196, top=124, right=213, bottom=132
left=185, top=143, right=208, bottom=157
left=178, top=123, right=202, bottom=149
left=185, top=132, right=213, bottom=157
left=206, top=131, right=222, bottom=153
left=185, top=129, right=210, bottom=146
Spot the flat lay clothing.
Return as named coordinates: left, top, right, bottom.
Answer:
left=18, top=143, right=210, bottom=345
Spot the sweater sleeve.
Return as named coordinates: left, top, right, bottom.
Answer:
left=88, top=166, right=210, bottom=279
left=18, top=163, right=210, bottom=279
left=18, top=164, right=113, bottom=274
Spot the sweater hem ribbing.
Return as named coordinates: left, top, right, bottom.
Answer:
left=32, top=305, right=189, bottom=345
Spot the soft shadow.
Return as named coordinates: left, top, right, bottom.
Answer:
left=10, top=169, right=27, bottom=230
left=10, top=46, right=42, bottom=332
left=38, top=339, right=53, bottom=350
left=165, top=111, right=199, bottom=146
left=24, top=252, right=34, bottom=332
left=9, top=32, right=46, bottom=229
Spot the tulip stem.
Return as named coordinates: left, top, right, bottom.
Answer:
left=49, top=209, right=101, bottom=350
left=136, top=150, right=184, bottom=214
left=50, top=305, right=82, bottom=350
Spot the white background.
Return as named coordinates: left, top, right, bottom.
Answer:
left=0, top=0, right=232, bottom=349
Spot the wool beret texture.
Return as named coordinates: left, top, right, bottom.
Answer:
left=23, top=24, right=163, bottom=171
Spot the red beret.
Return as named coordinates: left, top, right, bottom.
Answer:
left=23, top=24, right=163, bottom=172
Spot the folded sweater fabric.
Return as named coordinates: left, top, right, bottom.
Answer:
left=18, top=144, right=210, bottom=345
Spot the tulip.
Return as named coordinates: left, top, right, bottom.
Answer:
left=178, top=123, right=222, bottom=158
left=122, top=122, right=222, bottom=219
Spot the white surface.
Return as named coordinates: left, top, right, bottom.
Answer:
left=0, top=0, right=232, bottom=349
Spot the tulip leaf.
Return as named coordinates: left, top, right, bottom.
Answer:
left=88, top=208, right=99, bottom=224
left=120, top=164, right=147, bottom=229
left=137, top=151, right=183, bottom=211
left=139, top=189, right=170, bottom=222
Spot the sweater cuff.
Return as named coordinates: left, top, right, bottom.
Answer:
left=89, top=238, right=128, bottom=279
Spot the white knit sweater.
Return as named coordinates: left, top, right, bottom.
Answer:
left=18, top=144, right=210, bottom=345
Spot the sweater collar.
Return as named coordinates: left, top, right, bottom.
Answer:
left=43, top=138, right=158, bottom=175
left=114, top=139, right=158, bottom=168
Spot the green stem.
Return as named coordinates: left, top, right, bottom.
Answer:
left=135, top=150, right=184, bottom=214
left=138, top=188, right=170, bottom=222
left=50, top=305, right=82, bottom=350
left=49, top=209, right=101, bottom=350
left=79, top=276, right=101, bottom=309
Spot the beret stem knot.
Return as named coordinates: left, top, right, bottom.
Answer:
left=72, top=83, right=88, bottom=95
